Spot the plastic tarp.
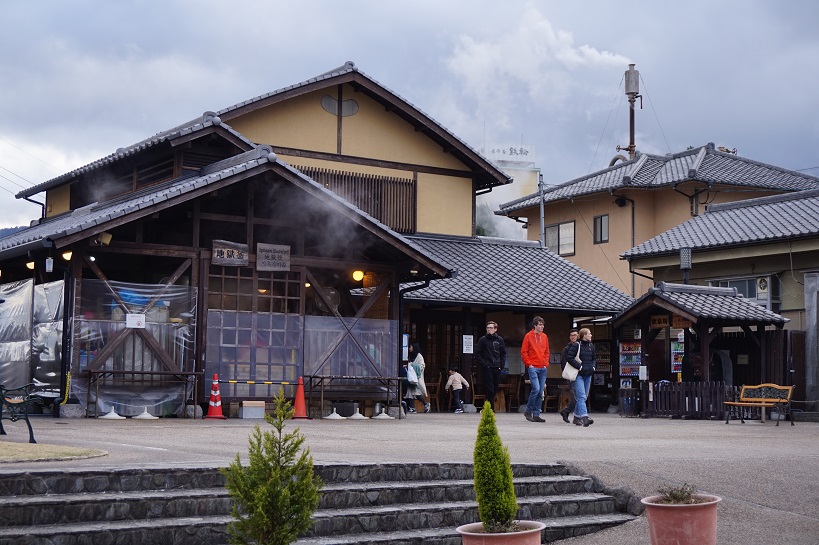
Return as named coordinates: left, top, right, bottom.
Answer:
left=71, top=279, right=197, bottom=417
left=0, top=279, right=34, bottom=388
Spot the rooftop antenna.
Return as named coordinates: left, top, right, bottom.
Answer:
left=616, top=64, right=642, bottom=161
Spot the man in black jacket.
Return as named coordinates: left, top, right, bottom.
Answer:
left=475, top=321, right=507, bottom=408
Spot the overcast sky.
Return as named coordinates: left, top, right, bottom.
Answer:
left=1, top=0, right=818, bottom=230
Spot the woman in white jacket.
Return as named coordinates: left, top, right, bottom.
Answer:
left=403, top=342, right=430, bottom=413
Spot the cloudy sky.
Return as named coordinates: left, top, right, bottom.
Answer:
left=1, top=0, right=818, bottom=230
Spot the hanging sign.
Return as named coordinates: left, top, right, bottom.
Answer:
left=212, top=240, right=249, bottom=266
left=650, top=315, right=669, bottom=329
left=256, top=243, right=291, bottom=272
left=672, top=315, right=692, bottom=329
left=126, top=313, right=145, bottom=329
left=463, top=335, right=474, bottom=354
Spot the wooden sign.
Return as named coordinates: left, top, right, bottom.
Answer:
left=650, top=315, right=669, bottom=329
left=672, top=315, right=692, bottom=329
left=212, top=240, right=249, bottom=266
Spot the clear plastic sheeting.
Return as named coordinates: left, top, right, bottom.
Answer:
left=0, top=279, right=34, bottom=388
left=71, top=279, right=197, bottom=417
left=32, top=281, right=65, bottom=399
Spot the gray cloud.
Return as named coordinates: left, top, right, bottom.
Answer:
left=0, top=0, right=817, bottom=229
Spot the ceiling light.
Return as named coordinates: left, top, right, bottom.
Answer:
left=62, top=251, right=73, bottom=261
left=352, top=270, right=364, bottom=282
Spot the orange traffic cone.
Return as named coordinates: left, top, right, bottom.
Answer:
left=204, top=373, right=227, bottom=420
left=293, top=376, right=308, bottom=419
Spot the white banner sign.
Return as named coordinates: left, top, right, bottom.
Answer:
left=126, top=313, right=146, bottom=329
left=256, top=243, right=291, bottom=272
left=463, top=335, right=474, bottom=354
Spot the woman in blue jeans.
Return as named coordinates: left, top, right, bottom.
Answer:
left=565, top=327, right=595, bottom=427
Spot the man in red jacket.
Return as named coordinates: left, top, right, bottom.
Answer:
left=521, top=316, right=550, bottom=423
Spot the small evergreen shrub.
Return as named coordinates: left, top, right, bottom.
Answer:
left=221, top=389, right=323, bottom=545
left=473, top=404, right=518, bottom=533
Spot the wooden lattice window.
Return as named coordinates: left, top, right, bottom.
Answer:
left=295, top=165, right=416, bottom=233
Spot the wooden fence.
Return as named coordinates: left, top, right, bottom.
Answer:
left=636, top=381, right=741, bottom=419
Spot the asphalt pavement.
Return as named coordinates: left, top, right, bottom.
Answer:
left=1, top=410, right=817, bottom=544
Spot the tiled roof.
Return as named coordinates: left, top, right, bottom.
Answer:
left=498, top=143, right=819, bottom=214
left=622, top=188, right=819, bottom=258
left=216, top=61, right=510, bottom=190
left=0, top=149, right=450, bottom=278
left=614, top=283, right=788, bottom=326
left=16, top=113, right=255, bottom=199
left=404, top=235, right=633, bottom=314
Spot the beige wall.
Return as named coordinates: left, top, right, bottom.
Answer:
left=227, top=85, right=476, bottom=237
left=520, top=185, right=790, bottom=298
left=46, top=185, right=71, bottom=217
left=228, top=91, right=337, bottom=153
left=417, top=173, right=472, bottom=236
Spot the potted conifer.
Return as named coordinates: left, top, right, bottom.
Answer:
left=641, top=483, right=721, bottom=545
left=221, top=389, right=323, bottom=545
left=456, top=405, right=545, bottom=544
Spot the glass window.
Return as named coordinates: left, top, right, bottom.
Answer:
left=545, top=221, right=575, bottom=256
left=594, top=215, right=609, bottom=244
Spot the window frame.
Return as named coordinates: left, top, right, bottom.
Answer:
left=593, top=214, right=609, bottom=244
left=544, top=220, right=575, bottom=256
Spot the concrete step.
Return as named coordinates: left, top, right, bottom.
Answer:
left=0, top=516, right=233, bottom=545
left=294, top=514, right=636, bottom=545
left=0, top=462, right=635, bottom=545
left=308, top=493, right=616, bottom=537
left=0, top=487, right=231, bottom=527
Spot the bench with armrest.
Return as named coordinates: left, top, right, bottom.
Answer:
left=1, top=383, right=43, bottom=443
left=724, top=383, right=794, bottom=426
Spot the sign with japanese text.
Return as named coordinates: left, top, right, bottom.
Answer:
left=463, top=335, right=474, bottom=354
left=672, top=315, right=692, bottom=329
left=256, top=243, right=291, bottom=272
left=650, top=315, right=669, bottom=329
left=212, top=240, right=249, bottom=266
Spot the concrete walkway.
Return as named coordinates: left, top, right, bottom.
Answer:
left=1, top=411, right=817, bottom=544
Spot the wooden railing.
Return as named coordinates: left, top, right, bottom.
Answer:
left=640, top=381, right=737, bottom=420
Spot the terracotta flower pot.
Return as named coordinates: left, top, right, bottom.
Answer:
left=456, top=520, right=546, bottom=544
left=641, top=494, right=721, bottom=545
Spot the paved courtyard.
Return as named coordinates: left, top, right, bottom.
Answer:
left=1, top=411, right=817, bottom=544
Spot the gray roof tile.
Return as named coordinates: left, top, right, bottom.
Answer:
left=16, top=113, right=255, bottom=199
left=499, top=143, right=819, bottom=215
left=404, top=236, right=633, bottom=313
left=0, top=149, right=448, bottom=276
left=618, top=283, right=788, bottom=325
left=622, top=188, right=819, bottom=258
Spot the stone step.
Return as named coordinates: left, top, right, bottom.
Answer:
left=0, top=487, right=231, bottom=527
left=0, top=467, right=225, bottom=496
left=320, top=474, right=591, bottom=508
left=0, top=516, right=233, bottom=545
left=294, top=513, right=636, bottom=545
left=308, top=493, right=615, bottom=537
left=315, top=462, right=567, bottom=483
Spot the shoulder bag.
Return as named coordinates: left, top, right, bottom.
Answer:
left=562, top=343, right=581, bottom=382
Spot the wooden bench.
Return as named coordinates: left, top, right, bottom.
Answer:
left=724, top=383, right=794, bottom=427
left=1, top=383, right=43, bottom=443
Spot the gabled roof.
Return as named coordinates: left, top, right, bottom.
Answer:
left=622, top=188, right=819, bottom=259
left=612, top=282, right=788, bottom=329
left=0, top=148, right=452, bottom=280
left=403, top=235, right=633, bottom=314
left=16, top=113, right=255, bottom=199
left=497, top=142, right=819, bottom=215
left=215, top=61, right=511, bottom=191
